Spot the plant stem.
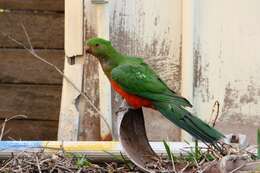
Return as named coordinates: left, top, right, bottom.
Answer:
left=257, top=128, right=260, bottom=159
left=195, top=139, right=199, bottom=160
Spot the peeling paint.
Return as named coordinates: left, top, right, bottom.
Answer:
left=222, top=82, right=239, bottom=115
left=193, top=43, right=201, bottom=88
left=193, top=42, right=211, bottom=103
left=193, top=0, right=260, bottom=143
left=258, top=88, right=260, bottom=96
left=154, top=16, right=158, bottom=26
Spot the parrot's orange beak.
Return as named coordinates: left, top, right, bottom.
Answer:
left=85, top=45, right=92, bottom=54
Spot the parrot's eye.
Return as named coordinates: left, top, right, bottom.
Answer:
left=95, top=43, right=100, bottom=47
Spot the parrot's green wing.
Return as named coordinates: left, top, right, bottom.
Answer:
left=111, top=63, right=192, bottom=108
left=111, top=63, right=224, bottom=143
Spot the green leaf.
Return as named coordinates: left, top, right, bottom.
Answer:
left=163, top=140, right=176, bottom=161
left=257, top=128, right=260, bottom=159
left=104, top=150, right=133, bottom=170
left=72, top=153, right=92, bottom=168
left=120, top=151, right=133, bottom=170
left=103, top=150, right=125, bottom=162
left=194, top=139, right=200, bottom=160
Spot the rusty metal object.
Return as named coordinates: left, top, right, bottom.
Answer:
left=117, top=104, right=159, bottom=172
left=224, top=134, right=249, bottom=149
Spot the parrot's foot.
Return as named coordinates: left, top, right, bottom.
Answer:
left=116, top=100, right=134, bottom=115
left=115, top=106, right=128, bottom=115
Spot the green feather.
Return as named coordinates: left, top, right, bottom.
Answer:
left=154, top=102, right=224, bottom=143
left=112, top=63, right=192, bottom=108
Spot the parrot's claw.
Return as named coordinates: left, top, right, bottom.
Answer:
left=116, top=100, right=134, bottom=115
left=115, top=106, right=128, bottom=115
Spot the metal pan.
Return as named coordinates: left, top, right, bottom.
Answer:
left=117, top=105, right=159, bottom=172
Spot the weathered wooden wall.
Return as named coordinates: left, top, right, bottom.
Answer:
left=193, top=0, right=260, bottom=143
left=109, top=0, right=183, bottom=141
left=0, top=0, right=64, bottom=140
left=80, top=0, right=260, bottom=143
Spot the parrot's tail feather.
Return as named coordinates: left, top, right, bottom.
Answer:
left=154, top=102, right=224, bottom=143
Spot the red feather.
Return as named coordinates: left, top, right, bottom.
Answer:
left=111, top=80, right=153, bottom=109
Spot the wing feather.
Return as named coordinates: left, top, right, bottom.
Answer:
left=111, top=63, right=192, bottom=107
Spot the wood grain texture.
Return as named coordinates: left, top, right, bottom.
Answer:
left=0, top=120, right=58, bottom=140
left=0, top=0, right=64, bottom=11
left=0, top=12, right=64, bottom=49
left=0, top=49, right=64, bottom=84
left=0, top=84, right=61, bottom=121
left=78, top=1, right=101, bottom=141
left=79, top=56, right=101, bottom=141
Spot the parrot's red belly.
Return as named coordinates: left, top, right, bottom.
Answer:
left=111, top=80, right=153, bottom=109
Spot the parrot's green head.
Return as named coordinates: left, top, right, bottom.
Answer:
left=85, top=37, right=114, bottom=58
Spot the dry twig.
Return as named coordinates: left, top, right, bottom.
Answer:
left=0, top=115, right=28, bottom=140
left=179, top=162, right=190, bottom=173
left=229, top=162, right=246, bottom=173
left=35, top=154, right=42, bottom=173
left=208, top=100, right=220, bottom=127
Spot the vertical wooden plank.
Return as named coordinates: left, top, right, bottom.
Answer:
left=80, top=0, right=112, bottom=141
left=96, top=3, right=113, bottom=141
left=58, top=0, right=84, bottom=141
left=79, top=0, right=100, bottom=140
left=181, top=0, right=195, bottom=141
left=58, top=63, right=83, bottom=140
left=65, top=0, right=83, bottom=62
left=80, top=55, right=100, bottom=140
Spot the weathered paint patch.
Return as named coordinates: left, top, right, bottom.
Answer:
left=80, top=1, right=101, bottom=141
left=221, top=81, right=260, bottom=123
left=193, top=42, right=211, bottom=103
left=222, top=82, right=239, bottom=114
left=193, top=0, right=260, bottom=143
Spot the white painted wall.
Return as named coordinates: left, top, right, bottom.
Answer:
left=193, top=0, right=260, bottom=143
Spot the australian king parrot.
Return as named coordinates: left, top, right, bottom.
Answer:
left=85, top=37, right=224, bottom=143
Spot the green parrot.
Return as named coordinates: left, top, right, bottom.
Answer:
left=85, top=37, right=224, bottom=143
